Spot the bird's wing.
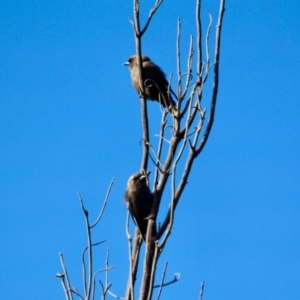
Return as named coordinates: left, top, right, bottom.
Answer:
left=124, top=190, right=145, bottom=237
left=143, top=61, right=177, bottom=101
left=142, top=61, right=169, bottom=86
left=124, top=190, right=134, bottom=217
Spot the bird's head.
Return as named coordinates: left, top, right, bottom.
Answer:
left=123, top=55, right=151, bottom=69
left=127, top=173, right=147, bottom=190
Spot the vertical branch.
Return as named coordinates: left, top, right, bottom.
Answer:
left=127, top=1, right=225, bottom=300
left=181, top=36, right=194, bottom=99
left=196, top=0, right=202, bottom=78
left=90, top=178, right=114, bottom=228
left=140, top=235, right=156, bottom=300
left=125, top=227, right=143, bottom=300
left=133, top=0, right=150, bottom=173
left=146, top=243, right=160, bottom=300
left=82, top=245, right=88, bottom=296
left=174, top=17, right=182, bottom=136
left=78, top=194, right=93, bottom=300
left=58, top=253, right=73, bottom=300
left=105, top=250, right=110, bottom=298
left=205, top=11, right=212, bottom=73
left=125, top=211, right=134, bottom=300
left=195, top=0, right=225, bottom=156
left=132, top=1, right=167, bottom=299
left=198, top=281, right=205, bottom=300
left=153, top=111, right=167, bottom=188
left=155, top=262, right=168, bottom=300
left=176, top=17, right=182, bottom=103
left=57, top=273, right=70, bottom=300
left=58, top=182, right=113, bottom=300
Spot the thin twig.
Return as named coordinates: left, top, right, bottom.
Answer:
left=58, top=253, right=74, bottom=300
left=144, top=140, right=164, bottom=171
left=154, top=111, right=167, bottom=189
left=145, top=242, right=160, bottom=300
left=176, top=17, right=182, bottom=106
left=198, top=281, right=205, bottom=300
left=56, top=273, right=70, bottom=300
left=140, top=0, right=164, bottom=36
left=153, top=273, right=180, bottom=289
left=155, top=262, right=168, bottom=300
left=91, top=178, right=115, bottom=228
left=107, top=289, right=125, bottom=299
left=82, top=240, right=106, bottom=300
left=181, top=36, right=194, bottom=101
left=125, top=210, right=134, bottom=300
left=78, top=193, right=93, bottom=299
left=99, top=281, right=105, bottom=299
left=133, top=0, right=150, bottom=174
left=104, top=284, right=113, bottom=300
left=205, top=11, right=213, bottom=74
left=70, top=285, right=85, bottom=300
left=195, top=0, right=225, bottom=156
left=105, top=249, right=110, bottom=299
left=196, top=0, right=202, bottom=77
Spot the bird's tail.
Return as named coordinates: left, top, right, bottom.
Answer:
left=159, top=92, right=178, bottom=116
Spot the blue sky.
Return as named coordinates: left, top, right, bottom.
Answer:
left=1, top=0, right=300, bottom=299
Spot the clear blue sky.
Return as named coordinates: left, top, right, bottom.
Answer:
left=1, top=0, right=300, bottom=299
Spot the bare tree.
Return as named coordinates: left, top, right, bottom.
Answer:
left=126, top=0, right=225, bottom=299
left=57, top=0, right=226, bottom=299
left=57, top=179, right=115, bottom=300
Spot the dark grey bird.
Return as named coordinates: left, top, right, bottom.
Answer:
left=124, top=55, right=177, bottom=114
left=124, top=173, right=155, bottom=239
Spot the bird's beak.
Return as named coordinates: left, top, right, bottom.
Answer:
left=123, top=62, right=129, bottom=66
left=139, top=175, right=146, bottom=181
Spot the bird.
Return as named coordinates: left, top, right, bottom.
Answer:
left=123, top=55, right=177, bottom=114
left=124, top=172, right=155, bottom=239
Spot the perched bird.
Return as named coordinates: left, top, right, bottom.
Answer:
left=124, top=173, right=155, bottom=239
left=124, top=55, right=177, bottom=114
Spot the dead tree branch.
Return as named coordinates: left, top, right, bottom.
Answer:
left=126, top=0, right=225, bottom=299
left=57, top=179, right=114, bottom=300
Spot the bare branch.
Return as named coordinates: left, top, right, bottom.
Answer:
left=195, top=0, right=225, bottom=156
left=56, top=272, right=71, bottom=300
left=58, top=253, right=74, bottom=300
left=125, top=210, right=134, bottom=300
left=82, top=239, right=106, bottom=297
left=132, top=0, right=150, bottom=173
left=154, top=134, right=171, bottom=145
left=196, top=0, right=202, bottom=77
left=154, top=272, right=180, bottom=289
left=144, top=241, right=160, bottom=300
left=181, top=36, right=194, bottom=100
left=91, top=178, right=115, bottom=228
left=140, top=0, right=164, bottom=36
left=99, top=281, right=105, bottom=299
left=153, top=111, right=167, bottom=188
left=105, top=250, right=110, bottom=297
left=107, top=289, right=125, bottom=300
left=179, top=84, right=197, bottom=119
left=128, top=18, right=135, bottom=31
left=176, top=17, right=182, bottom=104
left=205, top=10, right=213, bottom=74
left=78, top=193, right=93, bottom=299
left=124, top=1, right=225, bottom=300
left=155, top=262, right=167, bottom=300
left=70, top=285, right=85, bottom=300
left=125, top=229, right=143, bottom=300
left=157, top=194, right=175, bottom=248
left=144, top=140, right=164, bottom=172
left=198, top=281, right=205, bottom=300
